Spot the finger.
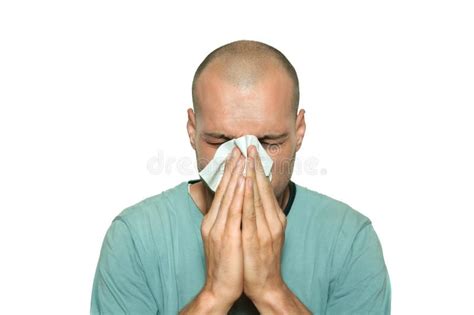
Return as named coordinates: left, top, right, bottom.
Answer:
left=213, top=154, right=245, bottom=232
left=247, top=155, right=271, bottom=243
left=205, top=147, right=240, bottom=223
left=248, top=145, right=284, bottom=233
left=224, top=174, right=245, bottom=236
left=242, top=175, right=257, bottom=246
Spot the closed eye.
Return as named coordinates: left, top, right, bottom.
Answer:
left=209, top=141, right=280, bottom=146
left=207, top=140, right=283, bottom=148
left=262, top=142, right=283, bottom=151
left=262, top=141, right=282, bottom=146
left=207, top=141, right=225, bottom=146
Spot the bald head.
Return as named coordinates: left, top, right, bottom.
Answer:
left=192, top=40, right=299, bottom=116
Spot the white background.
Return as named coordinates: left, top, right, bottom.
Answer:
left=1, top=1, right=473, bottom=314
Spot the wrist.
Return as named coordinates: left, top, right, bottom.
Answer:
left=251, top=284, right=291, bottom=315
left=198, top=288, right=234, bottom=314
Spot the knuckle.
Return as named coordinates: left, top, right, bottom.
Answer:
left=230, top=202, right=243, bottom=214
left=201, top=226, right=209, bottom=239
left=209, top=230, right=222, bottom=243
left=200, top=221, right=209, bottom=236
left=244, top=211, right=256, bottom=221
left=243, top=230, right=255, bottom=242
left=214, top=185, right=226, bottom=200
left=273, top=226, right=284, bottom=239
left=227, top=210, right=242, bottom=222
left=259, top=234, right=272, bottom=246
left=224, top=229, right=239, bottom=241
left=201, top=215, right=210, bottom=225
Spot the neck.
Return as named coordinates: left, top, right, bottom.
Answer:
left=190, top=180, right=290, bottom=216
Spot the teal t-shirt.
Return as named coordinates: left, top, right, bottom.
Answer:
left=91, top=180, right=391, bottom=314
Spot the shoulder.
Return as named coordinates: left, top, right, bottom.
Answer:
left=294, top=183, right=371, bottom=233
left=107, top=181, right=188, bottom=243
left=294, top=184, right=387, bottom=282
left=292, top=183, right=378, bottom=266
left=117, top=181, right=187, bottom=221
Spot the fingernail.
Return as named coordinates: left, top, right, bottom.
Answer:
left=232, top=147, right=240, bottom=158
left=250, top=146, right=256, bottom=157
left=226, top=148, right=235, bottom=161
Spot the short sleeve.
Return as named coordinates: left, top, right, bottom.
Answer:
left=326, top=222, right=391, bottom=315
left=91, top=217, right=158, bottom=315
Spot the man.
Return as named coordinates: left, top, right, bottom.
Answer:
left=91, top=40, right=391, bottom=314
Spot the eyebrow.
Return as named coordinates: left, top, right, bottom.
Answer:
left=203, top=132, right=289, bottom=141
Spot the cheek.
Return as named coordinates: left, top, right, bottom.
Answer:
left=196, top=141, right=218, bottom=171
left=271, top=157, right=294, bottom=179
left=267, top=144, right=294, bottom=178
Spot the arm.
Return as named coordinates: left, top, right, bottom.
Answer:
left=326, top=222, right=391, bottom=315
left=91, top=218, right=157, bottom=314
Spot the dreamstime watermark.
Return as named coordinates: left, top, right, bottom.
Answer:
left=147, top=149, right=327, bottom=176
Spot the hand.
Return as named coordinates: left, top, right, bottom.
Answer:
left=199, top=146, right=246, bottom=312
left=242, top=145, right=288, bottom=304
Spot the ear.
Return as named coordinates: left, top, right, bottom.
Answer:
left=186, top=108, right=197, bottom=150
left=295, top=109, right=306, bottom=152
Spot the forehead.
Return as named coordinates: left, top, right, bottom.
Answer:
left=196, top=67, right=294, bottom=137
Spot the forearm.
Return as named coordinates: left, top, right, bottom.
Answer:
left=252, top=283, right=313, bottom=315
left=179, top=289, right=232, bottom=315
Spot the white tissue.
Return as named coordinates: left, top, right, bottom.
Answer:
left=199, top=135, right=273, bottom=192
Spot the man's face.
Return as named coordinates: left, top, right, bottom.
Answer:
left=189, top=63, right=305, bottom=200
